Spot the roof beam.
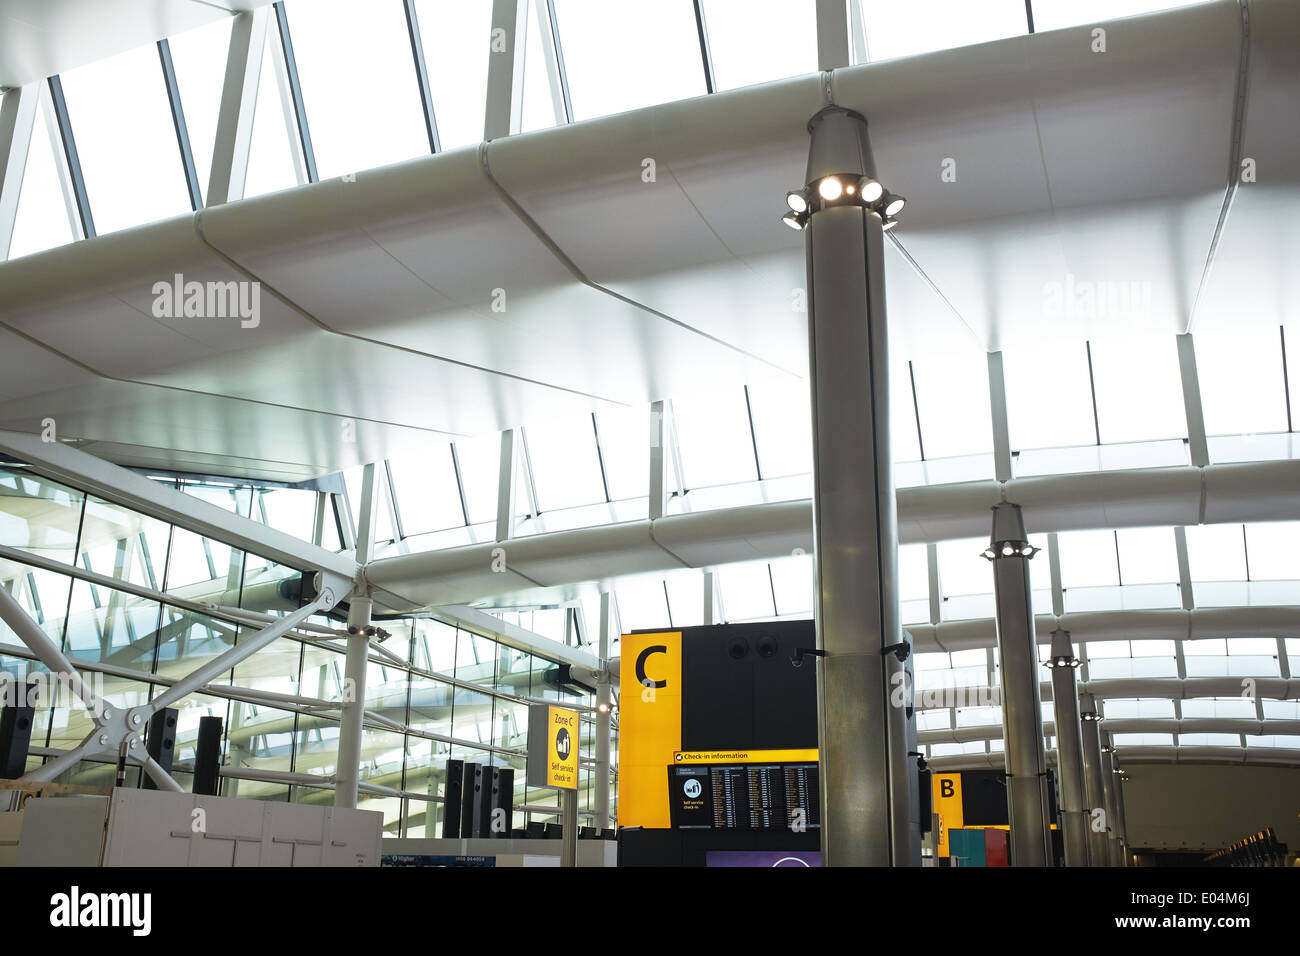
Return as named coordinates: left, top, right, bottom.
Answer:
left=0, top=81, right=38, bottom=259
left=207, top=7, right=270, bottom=206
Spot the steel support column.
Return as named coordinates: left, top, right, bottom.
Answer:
left=1079, top=692, right=1112, bottom=866
left=987, top=502, right=1053, bottom=866
left=335, top=463, right=378, bottom=809
left=800, top=106, right=897, bottom=866
left=1112, top=751, right=1131, bottom=866
left=593, top=589, right=612, bottom=830
left=1047, top=628, right=1090, bottom=866
left=1100, top=740, right=1122, bottom=867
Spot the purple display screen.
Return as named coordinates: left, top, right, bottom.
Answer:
left=705, top=850, right=821, bottom=868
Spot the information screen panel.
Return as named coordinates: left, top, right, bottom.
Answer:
left=668, top=763, right=819, bottom=831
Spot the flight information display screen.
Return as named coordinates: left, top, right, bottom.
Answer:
left=668, top=763, right=819, bottom=831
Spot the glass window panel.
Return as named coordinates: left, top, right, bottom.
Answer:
left=664, top=571, right=706, bottom=627
left=911, top=351, right=993, bottom=460
left=672, top=390, right=758, bottom=488
left=1179, top=732, right=1242, bottom=747
left=1088, top=334, right=1186, bottom=444
left=172, top=691, right=230, bottom=773
left=165, top=527, right=244, bottom=604
left=227, top=699, right=298, bottom=777
left=167, top=17, right=232, bottom=202
left=596, top=406, right=652, bottom=502
left=937, top=537, right=993, bottom=597
left=1184, top=524, right=1247, bottom=582
left=417, top=0, right=492, bottom=151
left=389, top=443, right=465, bottom=535
left=520, top=0, right=562, bottom=133
left=553, top=0, right=705, bottom=120
left=1195, top=328, right=1289, bottom=437
left=1003, top=342, right=1095, bottom=452
left=524, top=415, right=607, bottom=512
left=614, top=576, right=671, bottom=633
left=0, top=467, right=85, bottom=564
left=181, top=481, right=253, bottom=516
left=244, top=29, right=301, bottom=199
left=0, top=563, right=72, bottom=646
left=1226, top=637, right=1277, bottom=656
left=746, top=380, right=813, bottom=479
left=413, top=617, right=458, bottom=673
left=861, top=0, right=1026, bottom=61
left=62, top=580, right=161, bottom=669
left=284, top=0, right=429, bottom=179
left=1114, top=526, right=1178, bottom=585
left=232, top=624, right=302, bottom=696
left=891, top=358, right=924, bottom=465
left=455, top=628, right=500, bottom=689
left=1244, top=521, right=1300, bottom=580
left=703, top=0, right=817, bottom=91
left=718, top=561, right=776, bottom=621
left=78, top=497, right=171, bottom=590
left=6, top=97, right=78, bottom=259
left=769, top=553, right=813, bottom=616
left=58, top=43, right=193, bottom=233
left=1182, top=637, right=1225, bottom=656
left=1055, top=528, right=1118, bottom=587
left=899, top=543, right=929, bottom=603
left=252, top=486, right=318, bottom=542
left=452, top=435, right=501, bottom=525
left=301, top=642, right=346, bottom=702
left=1031, top=1, right=1214, bottom=33
left=1130, top=640, right=1175, bottom=657
left=451, top=685, right=496, bottom=744
left=153, top=604, right=240, bottom=681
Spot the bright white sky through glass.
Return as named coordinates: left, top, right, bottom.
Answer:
left=1115, top=526, right=1179, bottom=585
left=672, top=390, right=757, bottom=488
left=594, top=406, right=651, bottom=500
left=1184, top=523, right=1246, bottom=582
left=1195, top=328, right=1288, bottom=436
left=1088, top=334, right=1186, bottom=443
left=7, top=94, right=77, bottom=260
left=452, top=434, right=501, bottom=525
left=524, top=414, right=607, bottom=512
left=58, top=43, right=192, bottom=234
left=1058, top=529, right=1119, bottom=588
left=168, top=17, right=232, bottom=204
left=860, top=0, right=1026, bottom=62
left=1030, top=0, right=1211, bottom=32
left=554, top=0, right=705, bottom=121
left=244, top=31, right=300, bottom=199
left=1003, top=340, right=1095, bottom=450
left=286, top=0, right=430, bottom=179
left=910, top=351, right=993, bottom=459
left=937, top=537, right=992, bottom=597
left=703, top=0, right=818, bottom=92
left=1243, top=522, right=1300, bottom=580
left=389, top=443, right=465, bottom=535
left=746, top=379, right=812, bottom=478
left=417, top=0, right=492, bottom=150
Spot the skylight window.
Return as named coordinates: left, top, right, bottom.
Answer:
left=859, top=0, right=1027, bottom=62
left=702, top=0, right=818, bottom=92
left=58, top=43, right=192, bottom=233
left=1030, top=0, right=1212, bottom=33
left=416, top=0, right=493, bottom=150
left=283, top=0, right=430, bottom=179
left=553, top=0, right=706, bottom=120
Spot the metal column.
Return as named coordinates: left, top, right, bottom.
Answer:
left=886, top=632, right=920, bottom=865
left=593, top=590, right=612, bottom=830
left=799, top=106, right=898, bottom=866
left=986, top=502, right=1053, bottom=866
left=335, top=463, right=378, bottom=809
left=1078, top=692, right=1111, bottom=866
left=560, top=788, right=578, bottom=867
left=1112, top=751, right=1131, bottom=866
left=1047, top=628, right=1090, bottom=866
left=1100, top=740, right=1122, bottom=867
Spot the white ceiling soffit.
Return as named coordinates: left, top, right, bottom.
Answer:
left=363, top=458, right=1300, bottom=612
left=0, top=1, right=268, bottom=89
left=1, top=0, right=1295, bottom=480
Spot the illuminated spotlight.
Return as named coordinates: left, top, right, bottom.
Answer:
left=1044, top=655, right=1079, bottom=669
left=884, top=193, right=906, bottom=217
left=859, top=178, right=884, bottom=202
left=845, top=183, right=856, bottom=195
left=1020, top=544, right=1037, bottom=558
left=818, top=176, right=843, bottom=201
left=786, top=190, right=809, bottom=213
left=782, top=210, right=807, bottom=231
left=1001, top=544, right=1015, bottom=557
left=596, top=701, right=611, bottom=714
left=1081, top=711, right=1103, bottom=722
left=982, top=548, right=997, bottom=561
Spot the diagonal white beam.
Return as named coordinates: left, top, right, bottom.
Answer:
left=0, top=82, right=39, bottom=260
left=207, top=7, right=270, bottom=206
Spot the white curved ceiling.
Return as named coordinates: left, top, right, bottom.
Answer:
left=1, top=0, right=1295, bottom=479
